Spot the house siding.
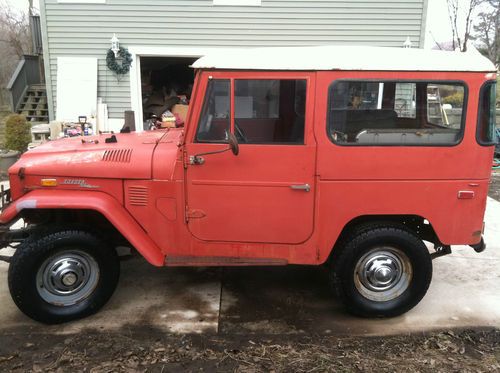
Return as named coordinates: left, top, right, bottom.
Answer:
left=40, top=0, right=428, bottom=120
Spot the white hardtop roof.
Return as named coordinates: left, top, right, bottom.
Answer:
left=192, top=45, right=496, bottom=72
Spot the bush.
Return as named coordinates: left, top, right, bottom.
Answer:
left=4, top=114, right=31, bottom=153
left=442, top=92, right=464, bottom=108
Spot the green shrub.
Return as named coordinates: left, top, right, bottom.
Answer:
left=4, top=114, right=31, bottom=153
left=442, top=92, right=464, bottom=108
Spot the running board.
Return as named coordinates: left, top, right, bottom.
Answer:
left=165, top=255, right=288, bottom=267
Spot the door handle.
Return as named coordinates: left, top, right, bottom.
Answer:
left=290, top=184, right=311, bottom=192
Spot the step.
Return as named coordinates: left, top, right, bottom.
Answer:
left=29, top=84, right=46, bottom=89
left=16, top=85, right=49, bottom=119
left=28, top=117, right=49, bottom=120
left=23, top=113, right=48, bottom=117
left=18, top=104, right=47, bottom=111
left=26, top=91, right=46, bottom=96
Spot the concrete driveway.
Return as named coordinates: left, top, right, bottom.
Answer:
left=0, top=198, right=499, bottom=337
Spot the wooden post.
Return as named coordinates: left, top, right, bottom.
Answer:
left=123, top=110, right=135, bottom=131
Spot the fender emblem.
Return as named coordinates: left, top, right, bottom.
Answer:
left=61, top=179, right=99, bottom=189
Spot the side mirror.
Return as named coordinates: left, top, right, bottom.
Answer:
left=189, top=131, right=239, bottom=165
left=227, top=132, right=239, bottom=156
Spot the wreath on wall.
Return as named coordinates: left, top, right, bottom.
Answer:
left=106, top=47, right=133, bottom=75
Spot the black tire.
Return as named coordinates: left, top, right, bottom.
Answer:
left=331, top=226, right=432, bottom=318
left=8, top=230, right=120, bottom=324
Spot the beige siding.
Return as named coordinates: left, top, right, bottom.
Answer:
left=40, top=0, right=427, bottom=119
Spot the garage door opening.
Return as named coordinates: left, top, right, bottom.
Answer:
left=140, top=56, right=197, bottom=130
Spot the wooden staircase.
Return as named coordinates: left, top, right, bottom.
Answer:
left=17, top=84, right=49, bottom=123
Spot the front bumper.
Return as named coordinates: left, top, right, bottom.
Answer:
left=0, top=185, right=11, bottom=211
left=0, top=185, right=17, bottom=262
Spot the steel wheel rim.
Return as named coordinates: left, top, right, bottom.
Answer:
left=36, top=250, right=99, bottom=306
left=354, top=247, right=412, bottom=302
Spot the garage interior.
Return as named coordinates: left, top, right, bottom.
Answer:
left=140, top=56, right=198, bottom=129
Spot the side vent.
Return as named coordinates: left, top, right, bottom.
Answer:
left=102, top=149, right=132, bottom=163
left=128, top=186, right=148, bottom=206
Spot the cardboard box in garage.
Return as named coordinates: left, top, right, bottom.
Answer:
left=171, top=104, right=189, bottom=123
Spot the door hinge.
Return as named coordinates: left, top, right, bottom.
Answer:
left=182, top=148, right=189, bottom=169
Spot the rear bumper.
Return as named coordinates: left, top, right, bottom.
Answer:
left=470, top=237, right=486, bottom=253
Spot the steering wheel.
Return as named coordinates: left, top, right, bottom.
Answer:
left=234, top=122, right=248, bottom=143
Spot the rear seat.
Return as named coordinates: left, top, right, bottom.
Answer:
left=330, top=109, right=399, bottom=141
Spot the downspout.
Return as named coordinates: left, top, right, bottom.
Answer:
left=38, top=0, right=54, bottom=121
left=419, top=0, right=430, bottom=48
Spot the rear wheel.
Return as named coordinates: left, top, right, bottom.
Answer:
left=8, top=230, right=120, bottom=324
left=331, top=226, right=432, bottom=317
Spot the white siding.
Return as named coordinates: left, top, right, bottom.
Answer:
left=40, top=0, right=428, bottom=120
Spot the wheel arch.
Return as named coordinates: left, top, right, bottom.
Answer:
left=1, top=190, right=165, bottom=266
left=327, top=214, right=439, bottom=263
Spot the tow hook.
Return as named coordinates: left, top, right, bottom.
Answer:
left=431, top=245, right=452, bottom=260
left=470, top=238, right=486, bottom=253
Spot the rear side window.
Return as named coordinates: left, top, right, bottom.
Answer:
left=477, top=81, right=497, bottom=145
left=328, top=81, right=466, bottom=146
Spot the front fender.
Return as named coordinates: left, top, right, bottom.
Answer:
left=0, top=190, right=165, bottom=266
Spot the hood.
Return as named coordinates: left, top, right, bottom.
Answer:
left=10, top=130, right=176, bottom=179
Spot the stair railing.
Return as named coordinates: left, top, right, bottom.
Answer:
left=6, top=55, right=42, bottom=113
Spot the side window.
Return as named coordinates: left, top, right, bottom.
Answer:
left=477, top=81, right=497, bottom=145
left=196, top=79, right=230, bottom=142
left=328, top=80, right=466, bottom=146
left=427, top=84, right=464, bottom=130
left=235, top=79, right=306, bottom=144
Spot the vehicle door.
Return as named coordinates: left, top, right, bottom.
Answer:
left=184, top=71, right=317, bottom=244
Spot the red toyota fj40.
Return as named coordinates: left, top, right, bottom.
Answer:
left=0, top=46, right=496, bottom=324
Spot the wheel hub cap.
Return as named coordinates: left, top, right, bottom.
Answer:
left=36, top=251, right=99, bottom=306
left=354, top=247, right=412, bottom=302
left=49, top=258, right=87, bottom=292
left=364, top=256, right=401, bottom=291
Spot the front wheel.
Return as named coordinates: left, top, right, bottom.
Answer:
left=8, top=230, right=120, bottom=324
left=331, top=226, right=432, bottom=317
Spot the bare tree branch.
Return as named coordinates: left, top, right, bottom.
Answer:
left=474, top=0, right=499, bottom=65
left=0, top=0, right=30, bottom=106
left=446, top=0, right=486, bottom=52
left=0, top=1, right=30, bottom=58
left=447, top=0, right=459, bottom=50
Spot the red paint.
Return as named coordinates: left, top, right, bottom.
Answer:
left=1, top=69, right=495, bottom=266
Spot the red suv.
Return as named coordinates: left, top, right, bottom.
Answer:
left=0, top=46, right=496, bottom=324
